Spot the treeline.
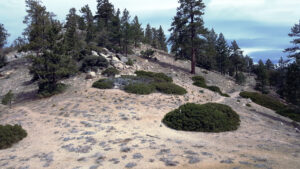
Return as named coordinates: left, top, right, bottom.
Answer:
left=253, top=21, right=300, bottom=106
left=0, top=0, right=168, bottom=96
left=168, top=0, right=252, bottom=83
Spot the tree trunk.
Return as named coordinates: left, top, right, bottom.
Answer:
left=190, top=7, right=196, bottom=74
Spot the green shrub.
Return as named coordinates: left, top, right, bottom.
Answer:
left=124, top=83, right=156, bottom=95
left=276, top=107, right=300, bottom=122
left=92, top=79, right=114, bottom=89
left=162, top=103, right=240, bottom=132
left=126, top=58, right=134, bottom=66
left=154, top=82, right=187, bottom=95
left=246, top=103, right=251, bottom=107
left=239, top=92, right=286, bottom=111
left=135, top=71, right=172, bottom=82
left=0, top=54, right=6, bottom=68
left=81, top=55, right=108, bottom=72
left=0, top=124, right=27, bottom=149
left=2, top=90, right=14, bottom=107
left=192, top=76, right=207, bottom=88
left=38, top=83, right=67, bottom=98
left=102, top=67, right=120, bottom=77
left=192, top=76, right=229, bottom=97
left=235, top=72, right=246, bottom=85
left=140, top=49, right=155, bottom=59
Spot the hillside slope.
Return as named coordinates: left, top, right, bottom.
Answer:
left=0, top=47, right=299, bottom=169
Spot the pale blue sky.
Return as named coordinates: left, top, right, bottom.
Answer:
left=0, top=0, right=299, bottom=63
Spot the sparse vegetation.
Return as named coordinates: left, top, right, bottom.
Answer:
left=246, top=103, right=251, bottom=107
left=192, top=76, right=229, bottom=97
left=38, top=83, right=68, bottom=98
left=1, top=90, right=14, bottom=107
left=154, top=82, right=187, bottom=95
left=0, top=124, right=27, bottom=149
left=276, top=107, right=300, bottom=122
left=162, top=103, right=240, bottom=132
left=140, top=49, right=155, bottom=59
left=124, top=83, right=156, bottom=95
left=239, top=92, right=286, bottom=111
left=126, top=58, right=134, bottom=66
left=235, top=72, right=246, bottom=85
left=92, top=79, right=114, bottom=89
left=135, top=71, right=172, bottom=82
left=102, top=67, right=120, bottom=77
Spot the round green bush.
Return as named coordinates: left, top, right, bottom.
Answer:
left=102, top=67, right=120, bottom=77
left=154, top=82, right=187, bottom=95
left=162, top=103, right=240, bottom=132
left=124, top=83, right=156, bottom=95
left=0, top=124, right=27, bottom=149
left=92, top=79, right=114, bottom=89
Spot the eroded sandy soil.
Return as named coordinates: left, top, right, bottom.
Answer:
left=0, top=48, right=299, bottom=169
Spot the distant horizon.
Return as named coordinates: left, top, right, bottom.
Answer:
left=1, top=0, right=299, bottom=63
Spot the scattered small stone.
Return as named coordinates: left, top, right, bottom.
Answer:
left=120, top=146, right=131, bottom=152
left=125, top=162, right=137, bottom=168
left=89, top=165, right=99, bottom=169
left=159, top=157, right=178, bottom=166
left=187, top=156, right=201, bottom=164
left=133, top=153, right=143, bottom=159
left=220, top=158, right=234, bottom=164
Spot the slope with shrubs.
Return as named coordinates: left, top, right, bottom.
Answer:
left=239, top=92, right=286, bottom=111
left=162, top=103, right=240, bottom=132
left=192, top=76, right=229, bottom=97
left=240, top=91, right=300, bottom=122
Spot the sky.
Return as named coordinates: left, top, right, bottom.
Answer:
left=0, top=0, right=299, bottom=63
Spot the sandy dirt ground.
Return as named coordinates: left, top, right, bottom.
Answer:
left=0, top=48, right=299, bottom=169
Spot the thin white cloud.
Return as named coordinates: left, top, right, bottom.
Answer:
left=243, top=47, right=282, bottom=55
left=206, top=0, right=300, bottom=25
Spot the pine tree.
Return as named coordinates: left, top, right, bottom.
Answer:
left=202, top=28, right=217, bottom=70
left=256, top=60, right=269, bottom=93
left=169, top=0, right=206, bottom=74
left=80, top=5, right=94, bottom=44
left=229, top=40, right=243, bottom=76
left=157, top=26, right=167, bottom=51
left=109, top=8, right=122, bottom=52
left=151, top=27, right=159, bottom=49
left=265, top=59, right=274, bottom=70
left=29, top=18, right=77, bottom=96
left=64, top=8, right=81, bottom=58
left=284, top=20, right=300, bottom=63
left=95, top=0, right=114, bottom=31
left=131, top=16, right=144, bottom=47
left=144, top=24, right=152, bottom=44
left=216, top=33, right=229, bottom=74
left=23, top=0, right=51, bottom=54
left=0, top=23, right=9, bottom=68
left=120, top=9, right=133, bottom=56
left=0, top=23, right=9, bottom=49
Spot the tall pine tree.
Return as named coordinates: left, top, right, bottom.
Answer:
left=169, top=0, right=206, bottom=74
